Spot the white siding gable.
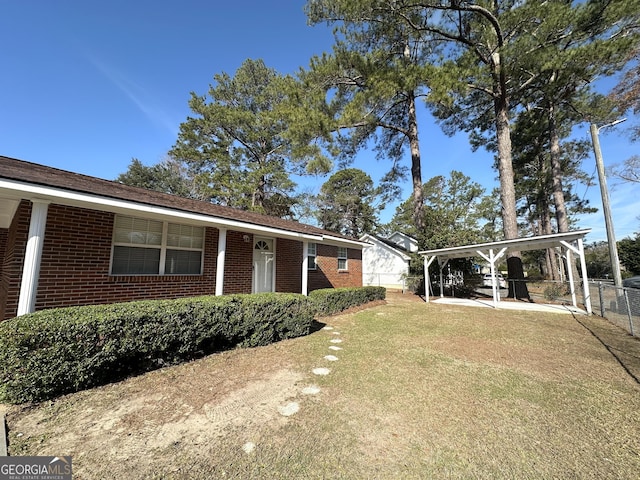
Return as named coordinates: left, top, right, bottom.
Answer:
left=360, top=234, right=411, bottom=290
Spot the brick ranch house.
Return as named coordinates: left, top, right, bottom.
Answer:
left=0, top=156, right=365, bottom=320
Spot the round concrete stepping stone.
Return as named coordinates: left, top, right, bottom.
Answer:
left=322, top=326, right=334, bottom=330
left=302, top=385, right=321, bottom=395
left=243, top=442, right=256, bottom=454
left=278, top=402, right=300, bottom=417
left=324, top=355, right=339, bottom=361
left=312, top=367, right=331, bottom=375
left=328, top=346, right=343, bottom=351
left=330, top=338, right=343, bottom=344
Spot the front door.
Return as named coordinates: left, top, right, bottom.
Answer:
left=253, top=238, right=274, bottom=293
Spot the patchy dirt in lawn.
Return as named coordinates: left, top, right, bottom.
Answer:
left=4, top=341, right=308, bottom=477
left=3, top=297, right=390, bottom=478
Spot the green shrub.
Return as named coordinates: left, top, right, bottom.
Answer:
left=0, top=293, right=315, bottom=404
left=310, top=286, right=386, bottom=316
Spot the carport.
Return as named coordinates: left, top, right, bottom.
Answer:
left=419, top=229, right=592, bottom=315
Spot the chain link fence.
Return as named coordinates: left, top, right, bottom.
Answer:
left=589, top=282, right=639, bottom=337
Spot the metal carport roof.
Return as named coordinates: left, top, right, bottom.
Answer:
left=419, top=229, right=592, bottom=314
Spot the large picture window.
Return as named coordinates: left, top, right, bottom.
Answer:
left=111, top=215, right=204, bottom=275
left=338, top=247, right=348, bottom=270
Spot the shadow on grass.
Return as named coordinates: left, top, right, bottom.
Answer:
left=309, top=320, right=327, bottom=334
left=573, top=312, right=640, bottom=385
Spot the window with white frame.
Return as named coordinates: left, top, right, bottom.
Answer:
left=337, top=247, right=348, bottom=270
left=111, top=215, right=204, bottom=275
left=307, top=243, right=317, bottom=270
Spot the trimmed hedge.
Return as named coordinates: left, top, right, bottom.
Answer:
left=0, top=293, right=315, bottom=404
left=310, top=286, right=386, bottom=316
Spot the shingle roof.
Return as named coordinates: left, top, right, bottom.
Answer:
left=0, top=155, right=357, bottom=242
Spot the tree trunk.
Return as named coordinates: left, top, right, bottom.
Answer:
left=548, top=102, right=580, bottom=285
left=408, top=91, right=424, bottom=233
left=493, top=62, right=529, bottom=300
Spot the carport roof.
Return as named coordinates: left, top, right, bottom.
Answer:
left=418, top=229, right=592, bottom=259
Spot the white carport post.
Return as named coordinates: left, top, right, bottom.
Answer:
left=561, top=238, right=592, bottom=315
left=476, top=247, right=507, bottom=308
left=17, top=200, right=49, bottom=316
left=215, top=228, right=227, bottom=296
left=302, top=241, right=309, bottom=296
left=560, top=244, right=577, bottom=308
left=423, top=255, right=437, bottom=302
left=438, top=258, right=449, bottom=298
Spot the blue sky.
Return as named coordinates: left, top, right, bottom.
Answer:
left=1, top=0, right=638, bottom=242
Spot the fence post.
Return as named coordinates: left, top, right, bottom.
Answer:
left=623, top=288, right=635, bottom=337
left=598, top=282, right=605, bottom=317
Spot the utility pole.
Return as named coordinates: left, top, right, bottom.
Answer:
left=589, top=119, right=626, bottom=288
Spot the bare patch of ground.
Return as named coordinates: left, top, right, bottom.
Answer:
left=5, top=343, right=309, bottom=477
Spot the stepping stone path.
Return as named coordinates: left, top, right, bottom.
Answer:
left=302, top=385, right=321, bottom=395
left=243, top=442, right=256, bottom=454
left=278, top=402, right=300, bottom=417
left=260, top=323, right=342, bottom=428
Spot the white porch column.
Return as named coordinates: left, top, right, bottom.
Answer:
left=17, top=200, right=49, bottom=316
left=302, top=241, right=309, bottom=296
left=215, top=228, right=227, bottom=296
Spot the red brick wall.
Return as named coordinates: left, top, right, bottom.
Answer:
left=309, top=244, right=362, bottom=291
left=222, top=231, right=253, bottom=294
left=1, top=201, right=363, bottom=319
left=276, top=238, right=303, bottom=293
left=0, top=200, right=30, bottom=320
left=31, top=204, right=220, bottom=312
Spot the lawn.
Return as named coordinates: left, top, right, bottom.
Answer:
left=4, top=292, right=640, bottom=479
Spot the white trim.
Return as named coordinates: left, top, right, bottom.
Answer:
left=359, top=234, right=412, bottom=261
left=17, top=200, right=49, bottom=316
left=302, top=241, right=309, bottom=296
left=252, top=236, right=275, bottom=293
left=0, top=178, right=369, bottom=248
left=215, top=228, right=227, bottom=296
left=110, top=215, right=204, bottom=276
left=337, top=246, right=348, bottom=271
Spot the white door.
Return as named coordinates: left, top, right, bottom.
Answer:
left=253, top=238, right=274, bottom=293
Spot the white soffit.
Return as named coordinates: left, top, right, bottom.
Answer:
left=0, top=178, right=364, bottom=247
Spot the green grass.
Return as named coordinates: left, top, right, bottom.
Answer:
left=6, top=295, right=640, bottom=479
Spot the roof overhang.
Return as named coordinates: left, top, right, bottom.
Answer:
left=0, top=177, right=367, bottom=248
left=418, top=229, right=592, bottom=260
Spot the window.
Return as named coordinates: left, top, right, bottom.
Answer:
left=111, top=215, right=204, bottom=275
left=338, top=247, right=348, bottom=270
left=307, top=243, right=317, bottom=270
